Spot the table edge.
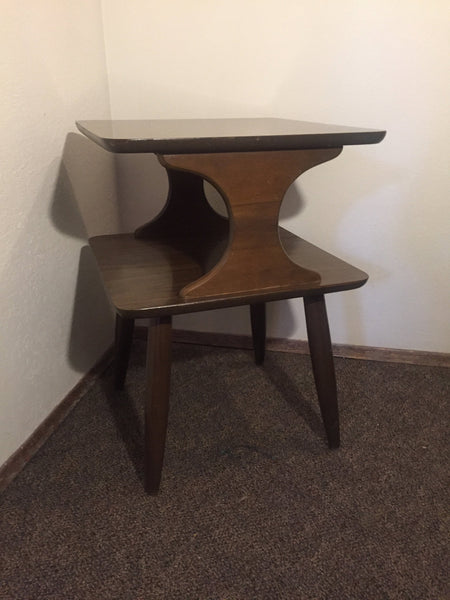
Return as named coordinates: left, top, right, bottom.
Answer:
left=76, top=120, right=386, bottom=154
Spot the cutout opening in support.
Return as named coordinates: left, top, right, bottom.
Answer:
left=134, top=168, right=231, bottom=278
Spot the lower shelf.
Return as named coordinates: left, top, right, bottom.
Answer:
left=89, top=227, right=368, bottom=317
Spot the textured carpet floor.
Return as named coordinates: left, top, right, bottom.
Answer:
left=1, top=342, right=449, bottom=600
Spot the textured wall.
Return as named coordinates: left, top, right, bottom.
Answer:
left=0, top=2, right=119, bottom=465
left=102, top=0, right=450, bottom=353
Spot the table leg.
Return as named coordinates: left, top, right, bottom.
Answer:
left=250, top=303, right=266, bottom=365
left=303, top=294, right=340, bottom=448
left=144, top=315, right=172, bottom=494
left=159, top=148, right=342, bottom=300
left=114, top=314, right=135, bottom=390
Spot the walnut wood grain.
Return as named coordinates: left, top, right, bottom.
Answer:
left=158, top=148, right=342, bottom=299
left=88, top=228, right=368, bottom=318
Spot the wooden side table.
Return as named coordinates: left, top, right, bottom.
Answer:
left=76, top=118, right=385, bottom=493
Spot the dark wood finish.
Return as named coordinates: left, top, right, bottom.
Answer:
left=145, top=316, right=172, bottom=494
left=114, top=315, right=135, bottom=389
left=76, top=118, right=386, bottom=154
left=76, top=117, right=385, bottom=494
left=250, top=303, right=266, bottom=365
left=303, top=295, right=340, bottom=448
left=88, top=228, right=368, bottom=317
left=158, top=149, right=341, bottom=300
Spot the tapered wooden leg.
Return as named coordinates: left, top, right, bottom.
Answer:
left=144, top=316, right=172, bottom=495
left=114, top=315, right=135, bottom=390
left=303, top=295, right=340, bottom=448
left=250, top=303, right=266, bottom=365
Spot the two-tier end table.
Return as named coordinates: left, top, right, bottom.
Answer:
left=76, top=118, right=385, bottom=494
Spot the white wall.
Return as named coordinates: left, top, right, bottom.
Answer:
left=102, top=0, right=450, bottom=353
left=0, top=2, right=118, bottom=466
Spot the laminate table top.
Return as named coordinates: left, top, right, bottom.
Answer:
left=76, top=118, right=386, bottom=154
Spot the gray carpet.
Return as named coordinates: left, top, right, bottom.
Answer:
left=1, top=342, right=449, bottom=599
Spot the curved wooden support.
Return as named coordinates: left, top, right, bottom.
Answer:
left=159, top=148, right=342, bottom=300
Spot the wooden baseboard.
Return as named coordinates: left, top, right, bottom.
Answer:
left=0, top=348, right=113, bottom=494
left=156, top=328, right=448, bottom=368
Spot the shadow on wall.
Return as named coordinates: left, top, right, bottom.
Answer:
left=69, top=246, right=115, bottom=372
left=53, top=133, right=122, bottom=238
left=50, top=133, right=122, bottom=372
left=113, top=152, right=168, bottom=232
